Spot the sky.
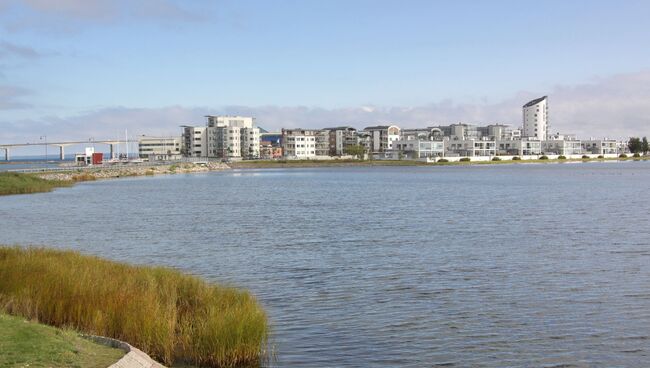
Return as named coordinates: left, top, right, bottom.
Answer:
left=1, top=0, right=650, bottom=152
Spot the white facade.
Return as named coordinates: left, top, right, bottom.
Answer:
left=523, top=96, right=548, bottom=140
left=581, top=139, right=618, bottom=155
left=195, top=116, right=261, bottom=159
left=393, top=137, right=445, bottom=159
left=138, top=136, right=181, bottom=159
left=542, top=139, right=582, bottom=155
left=282, top=129, right=319, bottom=158
left=496, top=139, right=542, bottom=156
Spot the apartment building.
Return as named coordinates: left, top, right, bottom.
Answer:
left=282, top=129, right=319, bottom=158
left=523, top=96, right=548, bottom=140
left=363, top=125, right=400, bottom=152
left=322, top=126, right=358, bottom=156
left=393, top=136, right=445, bottom=159
left=581, top=139, right=618, bottom=155
left=206, top=115, right=260, bottom=159
left=182, top=126, right=207, bottom=157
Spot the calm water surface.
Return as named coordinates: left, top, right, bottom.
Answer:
left=2, top=162, right=650, bottom=367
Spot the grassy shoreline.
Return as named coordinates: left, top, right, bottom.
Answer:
left=0, top=246, right=269, bottom=368
left=0, top=172, right=74, bottom=196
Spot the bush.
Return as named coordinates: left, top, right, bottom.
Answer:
left=539, top=155, right=549, bottom=160
left=512, top=156, right=521, bottom=160
left=619, top=153, right=628, bottom=158
left=0, top=247, right=269, bottom=368
left=582, top=155, right=590, bottom=159
left=437, top=158, right=449, bottom=163
left=633, top=153, right=641, bottom=158
left=491, top=157, right=501, bottom=161
left=558, top=155, right=567, bottom=160
left=598, top=155, right=604, bottom=159
left=459, top=157, right=471, bottom=162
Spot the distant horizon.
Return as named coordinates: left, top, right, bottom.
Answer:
left=2, top=0, right=650, bottom=150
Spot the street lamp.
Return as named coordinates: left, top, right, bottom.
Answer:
left=40, top=135, right=47, bottom=161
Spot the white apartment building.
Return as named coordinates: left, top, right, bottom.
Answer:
left=182, top=126, right=207, bottom=157
left=138, top=136, right=182, bottom=160
left=206, top=115, right=260, bottom=159
left=393, top=137, right=445, bottom=159
left=496, top=138, right=542, bottom=156
left=446, top=138, right=497, bottom=157
left=542, top=139, right=582, bottom=155
left=282, top=128, right=319, bottom=158
left=523, top=96, right=548, bottom=140
left=581, top=139, right=618, bottom=155
left=363, top=125, right=401, bottom=152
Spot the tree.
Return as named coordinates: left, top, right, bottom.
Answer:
left=628, top=137, right=642, bottom=153
left=343, top=145, right=366, bottom=160
left=642, top=137, right=649, bottom=155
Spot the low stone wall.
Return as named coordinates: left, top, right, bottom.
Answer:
left=35, top=161, right=229, bottom=181
left=82, top=334, right=166, bottom=368
left=431, top=153, right=620, bottom=163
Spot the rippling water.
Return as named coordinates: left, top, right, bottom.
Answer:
left=2, top=162, right=650, bottom=367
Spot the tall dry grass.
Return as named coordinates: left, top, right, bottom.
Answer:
left=0, top=246, right=268, bottom=367
left=0, top=172, right=72, bottom=195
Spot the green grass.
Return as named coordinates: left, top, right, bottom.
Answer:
left=0, top=246, right=269, bottom=368
left=0, top=172, right=72, bottom=196
left=0, top=313, right=124, bottom=368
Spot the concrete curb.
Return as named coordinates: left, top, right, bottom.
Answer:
left=81, top=334, right=166, bottom=368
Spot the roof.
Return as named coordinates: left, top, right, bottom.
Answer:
left=321, top=126, right=356, bottom=131
left=363, top=125, right=399, bottom=131
left=523, top=96, right=547, bottom=108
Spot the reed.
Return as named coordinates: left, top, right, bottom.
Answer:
left=0, top=246, right=269, bottom=367
left=0, top=172, right=72, bottom=195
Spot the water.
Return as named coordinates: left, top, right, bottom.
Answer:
left=2, top=162, right=650, bottom=367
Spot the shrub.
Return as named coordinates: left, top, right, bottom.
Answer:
left=582, top=155, right=590, bottom=159
left=491, top=157, right=501, bottom=161
left=437, top=158, right=449, bottom=163
left=558, top=155, right=567, bottom=160
left=459, top=157, right=471, bottom=162
left=0, top=247, right=269, bottom=368
left=633, top=153, right=641, bottom=158
left=619, top=153, right=628, bottom=158
left=539, top=155, right=549, bottom=160
left=598, top=155, right=604, bottom=159
left=512, top=156, right=521, bottom=160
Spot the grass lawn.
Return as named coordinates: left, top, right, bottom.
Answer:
left=0, top=313, right=124, bottom=368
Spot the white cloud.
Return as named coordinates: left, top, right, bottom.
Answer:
left=2, top=70, right=649, bottom=143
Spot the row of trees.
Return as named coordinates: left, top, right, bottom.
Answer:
left=628, top=137, right=649, bottom=154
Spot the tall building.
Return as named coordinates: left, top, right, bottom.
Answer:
left=522, top=96, right=548, bottom=140
left=205, top=116, right=260, bottom=159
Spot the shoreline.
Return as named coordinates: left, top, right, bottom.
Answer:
left=2, top=157, right=647, bottom=197
left=230, top=156, right=649, bottom=169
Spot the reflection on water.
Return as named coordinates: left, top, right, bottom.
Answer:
left=1, top=162, right=650, bottom=367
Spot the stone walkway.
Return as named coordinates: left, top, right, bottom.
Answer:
left=82, top=335, right=166, bottom=368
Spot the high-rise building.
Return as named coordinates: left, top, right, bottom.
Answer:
left=522, top=96, right=548, bottom=139
left=205, top=116, right=260, bottom=159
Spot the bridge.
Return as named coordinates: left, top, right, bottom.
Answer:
left=0, top=140, right=139, bottom=161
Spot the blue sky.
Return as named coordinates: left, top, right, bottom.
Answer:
left=1, top=0, right=650, bottom=146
